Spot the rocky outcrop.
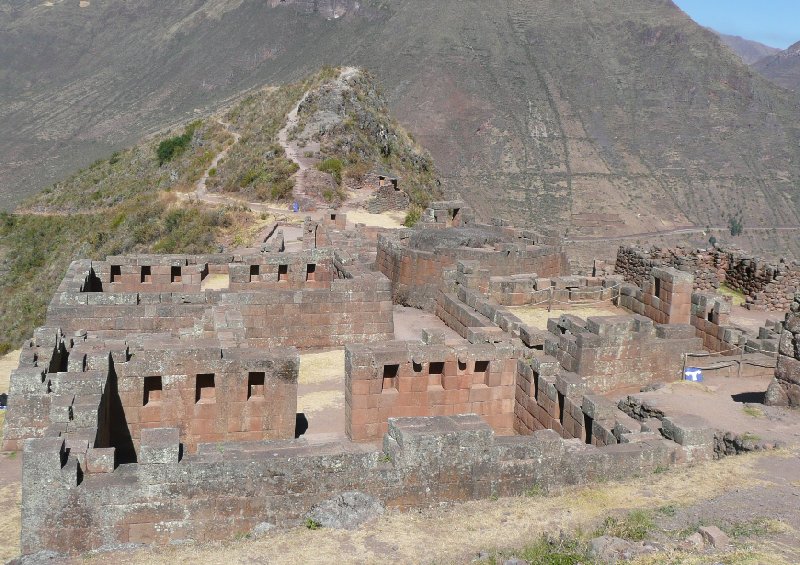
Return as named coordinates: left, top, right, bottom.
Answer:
left=766, top=294, right=800, bottom=407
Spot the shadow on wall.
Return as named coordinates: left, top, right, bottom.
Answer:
left=102, top=355, right=137, bottom=465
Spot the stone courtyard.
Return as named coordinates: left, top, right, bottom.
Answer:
left=3, top=201, right=800, bottom=558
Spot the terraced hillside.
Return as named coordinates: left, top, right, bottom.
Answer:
left=3, top=0, right=800, bottom=255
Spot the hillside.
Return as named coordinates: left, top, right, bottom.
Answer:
left=0, top=68, right=434, bottom=353
left=3, top=0, right=800, bottom=256
left=753, top=41, right=800, bottom=92
left=713, top=30, right=780, bottom=65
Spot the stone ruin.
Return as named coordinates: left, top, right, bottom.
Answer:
left=617, top=245, right=800, bottom=311
left=1, top=200, right=792, bottom=557
left=766, top=294, right=800, bottom=407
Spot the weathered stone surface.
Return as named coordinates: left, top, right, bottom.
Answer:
left=699, top=525, right=731, bottom=548
left=307, top=491, right=384, bottom=530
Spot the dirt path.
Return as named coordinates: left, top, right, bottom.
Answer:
left=194, top=119, right=241, bottom=197
left=566, top=225, right=800, bottom=243
left=276, top=66, right=360, bottom=207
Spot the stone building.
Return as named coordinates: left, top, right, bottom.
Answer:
left=2, top=204, right=787, bottom=557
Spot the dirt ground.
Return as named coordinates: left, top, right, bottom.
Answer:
left=0, top=349, right=21, bottom=563
left=612, top=373, right=800, bottom=445
left=343, top=209, right=406, bottom=229
left=392, top=305, right=465, bottom=344
left=297, top=349, right=346, bottom=441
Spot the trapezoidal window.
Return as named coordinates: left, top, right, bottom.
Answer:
left=248, top=372, right=265, bottom=399
left=474, top=360, right=490, bottom=384
left=278, top=264, right=289, bottom=282
left=143, top=376, right=162, bottom=406
left=171, top=266, right=182, bottom=283
left=306, top=264, right=316, bottom=282
left=195, top=373, right=215, bottom=403
left=382, top=364, right=399, bottom=391
left=428, top=361, right=445, bottom=388
left=140, top=266, right=152, bottom=283
left=110, top=265, right=122, bottom=283
left=250, top=265, right=260, bottom=282
left=653, top=277, right=661, bottom=299
left=330, top=213, right=337, bottom=221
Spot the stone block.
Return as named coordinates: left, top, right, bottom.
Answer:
left=660, top=414, right=714, bottom=447
left=85, top=447, right=115, bottom=473
left=140, top=427, right=181, bottom=465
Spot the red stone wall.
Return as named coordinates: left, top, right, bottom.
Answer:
left=114, top=347, right=298, bottom=455
left=345, top=342, right=517, bottom=441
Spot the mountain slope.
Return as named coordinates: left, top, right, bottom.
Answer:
left=3, top=0, right=800, bottom=255
left=0, top=67, right=435, bottom=352
left=712, top=30, right=780, bottom=65
left=753, top=41, right=800, bottom=92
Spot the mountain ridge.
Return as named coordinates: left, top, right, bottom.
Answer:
left=753, top=39, right=800, bottom=92
left=3, top=0, right=800, bottom=257
left=711, top=29, right=781, bottom=65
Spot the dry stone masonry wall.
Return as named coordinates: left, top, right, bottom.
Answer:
left=616, top=245, right=800, bottom=311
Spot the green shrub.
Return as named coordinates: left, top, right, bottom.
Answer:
left=317, top=158, right=344, bottom=184
left=156, top=121, right=201, bottom=165
left=404, top=206, right=422, bottom=227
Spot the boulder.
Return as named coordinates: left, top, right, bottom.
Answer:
left=306, top=491, right=384, bottom=530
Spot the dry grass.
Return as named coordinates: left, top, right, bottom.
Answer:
left=0, top=481, right=21, bottom=563
left=509, top=304, right=625, bottom=330
left=0, top=349, right=20, bottom=395
left=629, top=547, right=793, bottom=565
left=200, top=274, right=230, bottom=291
left=108, top=450, right=772, bottom=565
left=298, top=350, right=344, bottom=385
left=718, top=284, right=747, bottom=307
left=344, top=210, right=406, bottom=229
left=297, top=390, right=344, bottom=414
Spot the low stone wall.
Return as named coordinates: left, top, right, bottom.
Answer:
left=486, top=274, right=623, bottom=307
left=20, top=414, right=690, bottom=557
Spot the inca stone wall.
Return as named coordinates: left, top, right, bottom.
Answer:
left=46, top=252, right=394, bottom=350
left=377, top=222, right=568, bottom=310
left=20, top=411, right=694, bottom=556
left=766, top=295, right=800, bottom=407
left=616, top=245, right=800, bottom=311
left=345, top=338, right=518, bottom=441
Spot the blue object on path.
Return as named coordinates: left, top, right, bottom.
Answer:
left=683, top=367, right=703, bottom=382
left=292, top=201, right=299, bottom=213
